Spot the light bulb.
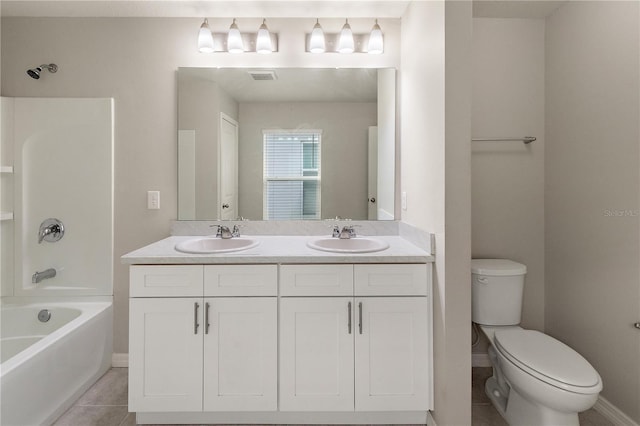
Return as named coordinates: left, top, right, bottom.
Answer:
left=309, top=19, right=325, bottom=53
left=368, top=19, right=383, bottom=54
left=227, top=19, right=244, bottom=53
left=198, top=18, right=214, bottom=53
left=256, top=19, right=272, bottom=54
left=338, top=19, right=354, bottom=54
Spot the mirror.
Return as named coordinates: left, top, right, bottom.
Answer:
left=178, top=67, right=396, bottom=221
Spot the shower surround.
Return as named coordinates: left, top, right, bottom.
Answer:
left=0, top=97, right=114, bottom=425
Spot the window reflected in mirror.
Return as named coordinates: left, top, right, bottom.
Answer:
left=264, top=130, right=321, bottom=220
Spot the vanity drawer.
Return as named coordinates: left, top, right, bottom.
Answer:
left=130, top=265, right=203, bottom=297
left=354, top=264, right=429, bottom=296
left=280, top=265, right=353, bottom=296
left=204, top=265, right=277, bottom=296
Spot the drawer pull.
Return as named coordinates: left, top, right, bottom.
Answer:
left=358, top=302, right=363, bottom=334
left=205, top=302, right=211, bottom=334
left=348, top=301, right=352, bottom=334
left=194, top=302, right=200, bottom=334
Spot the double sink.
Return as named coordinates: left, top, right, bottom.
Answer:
left=174, top=236, right=389, bottom=254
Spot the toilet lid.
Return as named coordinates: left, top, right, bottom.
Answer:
left=494, top=329, right=601, bottom=393
left=471, top=259, right=527, bottom=276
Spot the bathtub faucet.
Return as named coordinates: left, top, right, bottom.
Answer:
left=32, top=268, right=56, bottom=284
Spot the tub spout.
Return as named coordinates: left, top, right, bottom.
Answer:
left=32, top=268, right=56, bottom=284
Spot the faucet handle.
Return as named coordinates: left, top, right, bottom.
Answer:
left=209, top=224, right=225, bottom=238
left=38, top=218, right=64, bottom=244
left=341, top=225, right=358, bottom=238
left=231, top=224, right=241, bottom=237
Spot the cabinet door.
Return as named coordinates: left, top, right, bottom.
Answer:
left=355, top=297, right=430, bottom=411
left=279, top=297, right=354, bottom=411
left=203, top=298, right=277, bottom=411
left=129, top=298, right=203, bottom=412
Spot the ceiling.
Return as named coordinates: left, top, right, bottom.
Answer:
left=2, top=0, right=566, bottom=19
left=180, top=67, right=379, bottom=103
left=0, top=1, right=411, bottom=18
left=473, top=1, right=566, bottom=19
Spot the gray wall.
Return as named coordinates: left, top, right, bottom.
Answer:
left=471, top=18, right=546, bottom=354
left=238, top=102, right=376, bottom=220
left=545, top=2, right=640, bottom=422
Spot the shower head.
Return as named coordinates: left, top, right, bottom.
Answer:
left=27, top=63, right=58, bottom=80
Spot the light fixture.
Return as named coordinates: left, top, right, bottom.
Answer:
left=338, top=19, right=354, bottom=54
left=256, top=19, right=272, bottom=54
left=227, top=18, right=244, bottom=53
left=368, top=19, right=384, bottom=54
left=197, top=18, right=214, bottom=53
left=309, top=19, right=325, bottom=53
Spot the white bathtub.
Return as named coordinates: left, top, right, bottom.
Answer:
left=0, top=297, right=113, bottom=426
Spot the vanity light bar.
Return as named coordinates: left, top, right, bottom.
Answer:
left=305, top=33, right=373, bottom=53
left=198, top=18, right=279, bottom=53
left=205, top=32, right=279, bottom=53
left=305, top=19, right=384, bottom=54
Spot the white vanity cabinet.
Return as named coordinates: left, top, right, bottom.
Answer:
left=279, top=264, right=431, bottom=412
left=128, top=265, right=278, bottom=413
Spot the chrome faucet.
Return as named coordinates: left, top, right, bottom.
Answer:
left=332, top=225, right=356, bottom=239
left=32, top=268, right=56, bottom=284
left=38, top=218, right=64, bottom=244
left=214, top=225, right=241, bottom=239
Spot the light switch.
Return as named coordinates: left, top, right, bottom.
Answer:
left=147, top=191, right=160, bottom=210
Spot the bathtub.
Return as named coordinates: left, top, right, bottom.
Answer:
left=0, top=297, right=113, bottom=426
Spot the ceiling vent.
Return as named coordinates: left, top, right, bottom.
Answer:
left=248, top=70, right=278, bottom=81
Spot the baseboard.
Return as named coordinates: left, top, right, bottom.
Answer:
left=472, top=352, right=491, bottom=367
left=112, top=353, right=129, bottom=368
left=594, top=395, right=639, bottom=426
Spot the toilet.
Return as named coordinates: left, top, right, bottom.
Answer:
left=472, top=259, right=602, bottom=426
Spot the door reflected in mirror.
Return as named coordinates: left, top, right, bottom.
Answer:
left=178, top=67, right=396, bottom=221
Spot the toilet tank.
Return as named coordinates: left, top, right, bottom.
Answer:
left=472, top=259, right=527, bottom=325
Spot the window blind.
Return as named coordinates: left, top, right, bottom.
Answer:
left=263, top=131, right=321, bottom=220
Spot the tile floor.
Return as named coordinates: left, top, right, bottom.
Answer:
left=54, top=367, right=614, bottom=426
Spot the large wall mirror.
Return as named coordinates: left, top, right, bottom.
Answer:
left=178, top=67, right=396, bottom=221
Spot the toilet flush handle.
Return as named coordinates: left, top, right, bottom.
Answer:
left=634, top=322, right=640, bottom=330
left=477, top=277, right=489, bottom=284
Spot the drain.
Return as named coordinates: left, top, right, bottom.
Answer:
left=38, top=309, right=51, bottom=322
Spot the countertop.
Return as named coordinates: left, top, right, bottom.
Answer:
left=121, top=235, right=433, bottom=265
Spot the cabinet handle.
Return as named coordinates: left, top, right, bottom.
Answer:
left=194, top=302, right=200, bottom=334
left=205, top=302, right=211, bottom=334
left=358, top=302, right=363, bottom=334
left=348, top=301, right=352, bottom=334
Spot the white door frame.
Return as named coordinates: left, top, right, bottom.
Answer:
left=218, top=112, right=239, bottom=220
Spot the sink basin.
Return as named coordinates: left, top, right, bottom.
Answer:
left=175, top=237, right=259, bottom=254
left=306, top=237, right=389, bottom=253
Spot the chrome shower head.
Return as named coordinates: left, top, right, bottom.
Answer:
left=27, top=63, right=58, bottom=80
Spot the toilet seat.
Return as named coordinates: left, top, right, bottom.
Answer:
left=494, top=329, right=601, bottom=394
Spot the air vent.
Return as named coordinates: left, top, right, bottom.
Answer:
left=248, top=70, right=277, bottom=81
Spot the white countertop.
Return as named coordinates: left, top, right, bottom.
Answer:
left=121, top=235, right=433, bottom=265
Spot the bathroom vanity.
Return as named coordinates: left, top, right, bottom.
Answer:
left=123, top=233, right=434, bottom=425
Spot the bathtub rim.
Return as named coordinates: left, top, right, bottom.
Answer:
left=0, top=295, right=113, bottom=377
